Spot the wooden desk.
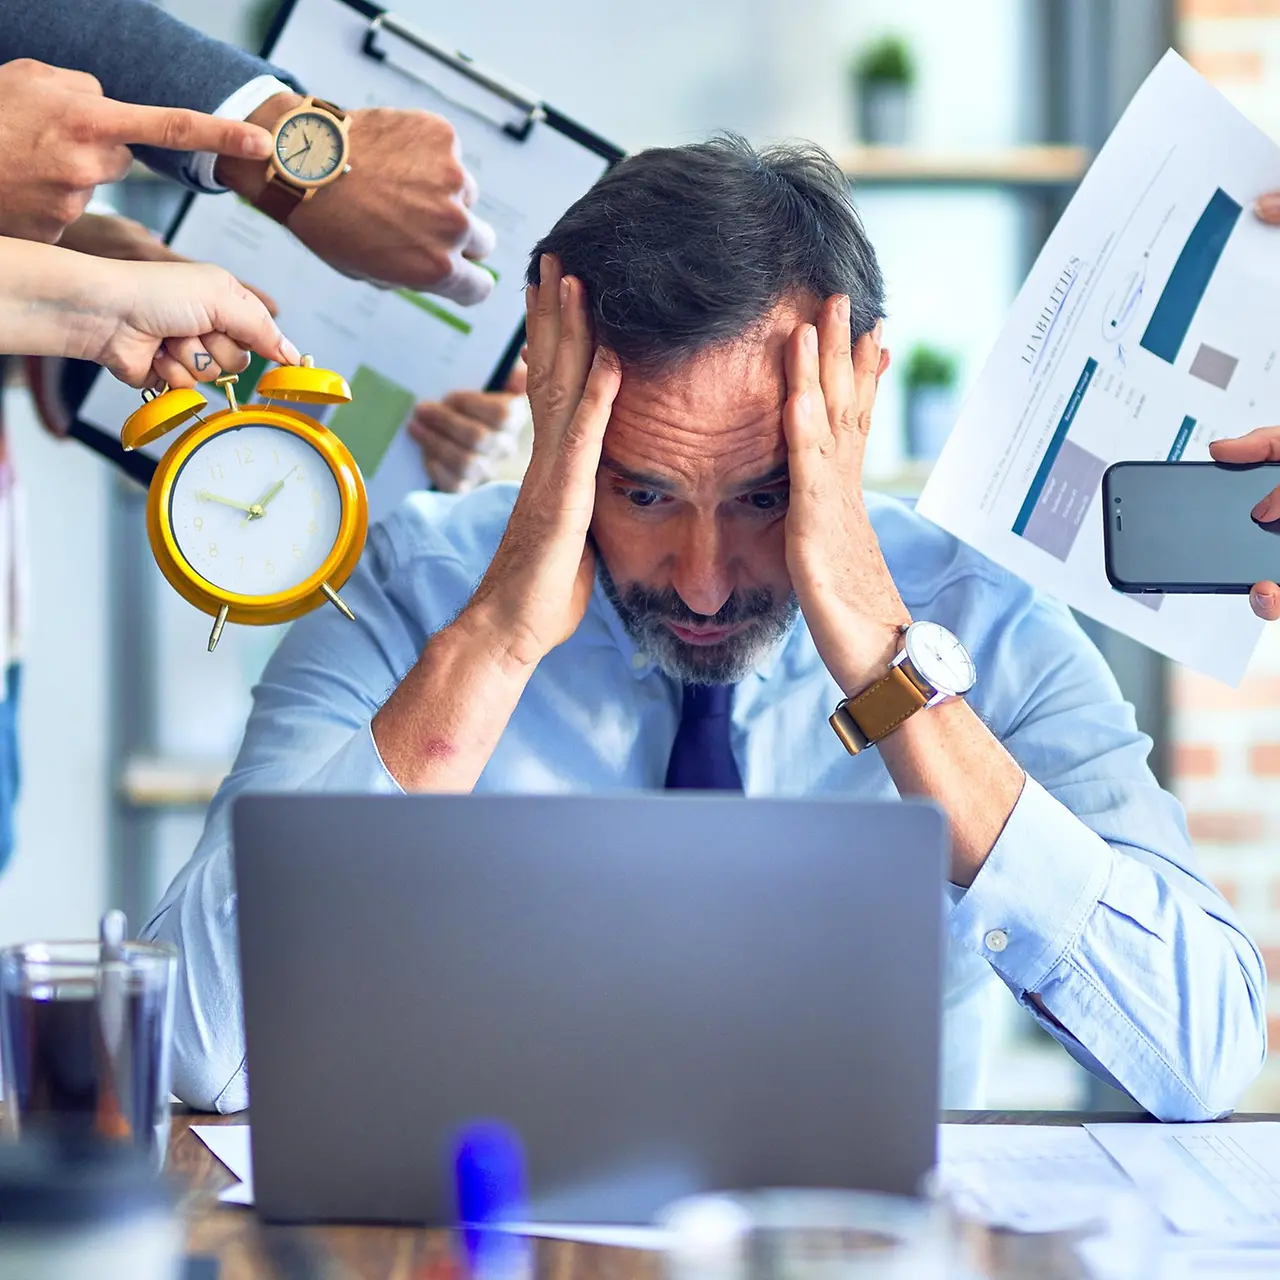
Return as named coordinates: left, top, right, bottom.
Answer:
left=174, top=1110, right=1273, bottom=1279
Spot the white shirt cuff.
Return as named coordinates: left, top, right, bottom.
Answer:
left=946, top=773, right=1115, bottom=993
left=184, top=74, right=295, bottom=194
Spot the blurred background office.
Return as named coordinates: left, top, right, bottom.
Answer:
left=2, top=0, right=1278, bottom=1111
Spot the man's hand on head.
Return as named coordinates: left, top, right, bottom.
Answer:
left=462, top=255, right=621, bottom=669
left=217, top=93, right=496, bottom=302
left=781, top=294, right=912, bottom=696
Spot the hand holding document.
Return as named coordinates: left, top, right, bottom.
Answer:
left=917, top=51, right=1280, bottom=684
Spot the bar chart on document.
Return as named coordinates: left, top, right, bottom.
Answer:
left=917, top=52, right=1280, bottom=683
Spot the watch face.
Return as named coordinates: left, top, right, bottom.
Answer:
left=168, top=423, right=344, bottom=597
left=275, top=111, right=344, bottom=184
left=904, top=621, right=976, bottom=697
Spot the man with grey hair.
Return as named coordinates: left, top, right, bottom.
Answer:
left=147, top=136, right=1265, bottom=1121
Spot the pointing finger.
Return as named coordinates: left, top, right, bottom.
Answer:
left=98, top=100, right=273, bottom=158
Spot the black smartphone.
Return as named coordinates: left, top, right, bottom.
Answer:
left=1102, top=460, right=1280, bottom=593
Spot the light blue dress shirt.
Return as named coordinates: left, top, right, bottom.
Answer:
left=144, top=484, right=1267, bottom=1117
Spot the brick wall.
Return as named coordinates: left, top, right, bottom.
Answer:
left=1173, top=633, right=1280, bottom=1108
left=1181, top=0, right=1280, bottom=137
left=1173, top=0, right=1280, bottom=1109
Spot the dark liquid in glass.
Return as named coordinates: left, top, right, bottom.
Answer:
left=2, top=982, right=167, bottom=1151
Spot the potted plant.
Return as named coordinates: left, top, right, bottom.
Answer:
left=852, top=36, right=916, bottom=145
left=903, top=344, right=959, bottom=461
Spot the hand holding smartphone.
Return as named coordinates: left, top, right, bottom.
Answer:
left=1102, top=434, right=1280, bottom=619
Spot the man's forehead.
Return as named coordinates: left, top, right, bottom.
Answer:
left=601, top=297, right=816, bottom=484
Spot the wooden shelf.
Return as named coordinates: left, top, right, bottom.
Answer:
left=839, top=144, right=1090, bottom=187
left=121, top=757, right=229, bottom=808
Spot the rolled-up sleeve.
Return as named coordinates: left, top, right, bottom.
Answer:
left=141, top=515, right=467, bottom=1111
left=942, top=579, right=1266, bottom=1121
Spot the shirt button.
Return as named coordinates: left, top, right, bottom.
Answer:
left=630, top=652, right=647, bottom=670
left=984, top=929, right=1009, bottom=953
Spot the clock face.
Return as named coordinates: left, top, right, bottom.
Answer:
left=275, top=111, right=344, bottom=183
left=168, top=423, right=344, bottom=598
left=904, top=621, right=976, bottom=697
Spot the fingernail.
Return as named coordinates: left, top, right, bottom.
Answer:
left=796, top=390, right=812, bottom=414
left=540, top=253, right=553, bottom=280
left=838, top=295, right=850, bottom=322
left=1253, top=587, right=1276, bottom=609
left=279, top=337, right=301, bottom=365
left=872, top=319, right=884, bottom=344
left=804, top=326, right=818, bottom=354
left=242, top=127, right=273, bottom=159
left=1256, top=194, right=1280, bottom=220
left=560, top=276, right=570, bottom=304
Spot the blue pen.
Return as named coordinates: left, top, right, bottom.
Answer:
left=453, top=1121, right=531, bottom=1280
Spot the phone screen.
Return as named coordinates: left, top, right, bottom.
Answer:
left=1103, top=461, right=1280, bottom=591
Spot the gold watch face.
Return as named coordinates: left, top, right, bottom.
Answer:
left=275, top=111, right=345, bottom=185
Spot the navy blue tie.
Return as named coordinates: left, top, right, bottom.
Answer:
left=664, top=683, right=744, bottom=791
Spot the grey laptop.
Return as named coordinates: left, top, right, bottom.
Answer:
left=232, top=794, right=946, bottom=1225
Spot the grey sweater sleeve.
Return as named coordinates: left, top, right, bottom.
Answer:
left=0, top=0, right=302, bottom=187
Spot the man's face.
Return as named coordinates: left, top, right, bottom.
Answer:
left=591, top=298, right=816, bottom=684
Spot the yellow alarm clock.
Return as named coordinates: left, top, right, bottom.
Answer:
left=121, top=358, right=368, bottom=652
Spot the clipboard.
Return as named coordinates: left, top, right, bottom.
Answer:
left=70, top=0, right=622, bottom=519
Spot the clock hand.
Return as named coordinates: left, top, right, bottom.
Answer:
left=196, top=489, right=254, bottom=514
left=240, top=476, right=288, bottom=527
left=283, top=143, right=310, bottom=164
left=256, top=477, right=288, bottom=510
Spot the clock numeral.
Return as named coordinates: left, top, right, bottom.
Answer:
left=237, top=556, right=245, bottom=570
left=306, top=520, right=317, bottom=536
left=311, top=489, right=321, bottom=507
left=208, top=542, right=219, bottom=558
left=272, top=450, right=280, bottom=467
left=292, top=543, right=303, bottom=560
left=193, top=516, right=203, bottom=531
left=209, top=464, right=224, bottom=481
left=235, top=447, right=254, bottom=466
left=291, top=466, right=305, bottom=482
left=264, top=559, right=275, bottom=576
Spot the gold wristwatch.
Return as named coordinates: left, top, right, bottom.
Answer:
left=253, top=96, right=352, bottom=226
left=829, top=621, right=976, bottom=755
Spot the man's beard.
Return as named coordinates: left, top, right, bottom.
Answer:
left=595, top=553, right=799, bottom=685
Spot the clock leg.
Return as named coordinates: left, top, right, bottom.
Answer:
left=320, top=581, right=356, bottom=622
left=208, top=604, right=230, bottom=652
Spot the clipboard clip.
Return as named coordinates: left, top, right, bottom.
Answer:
left=364, top=12, right=546, bottom=141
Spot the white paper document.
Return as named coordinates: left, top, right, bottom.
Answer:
left=1086, top=1122, right=1280, bottom=1238
left=189, top=1123, right=666, bottom=1247
left=191, top=1124, right=255, bottom=1205
left=917, top=51, right=1280, bottom=684
left=937, top=1123, right=1132, bottom=1232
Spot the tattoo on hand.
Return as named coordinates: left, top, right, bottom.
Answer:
left=193, top=351, right=213, bottom=372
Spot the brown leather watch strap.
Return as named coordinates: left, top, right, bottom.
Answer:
left=255, top=174, right=307, bottom=225
left=829, top=666, right=929, bottom=756
left=310, top=97, right=347, bottom=121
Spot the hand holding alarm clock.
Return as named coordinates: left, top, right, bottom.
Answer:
left=120, top=359, right=368, bottom=652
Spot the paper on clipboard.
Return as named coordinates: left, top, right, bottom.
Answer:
left=915, top=52, right=1278, bottom=685
left=78, top=0, right=618, bottom=521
